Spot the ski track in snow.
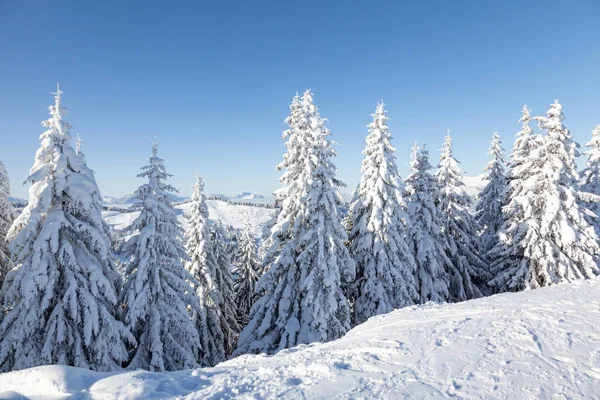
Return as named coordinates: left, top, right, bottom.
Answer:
left=1, top=279, right=599, bottom=399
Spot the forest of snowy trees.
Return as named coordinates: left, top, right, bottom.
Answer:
left=0, top=86, right=599, bottom=373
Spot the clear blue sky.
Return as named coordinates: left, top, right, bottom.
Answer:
left=1, top=0, right=599, bottom=199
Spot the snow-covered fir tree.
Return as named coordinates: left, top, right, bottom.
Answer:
left=210, top=220, right=240, bottom=357
left=235, top=90, right=355, bottom=355
left=0, top=87, right=133, bottom=372
left=184, top=175, right=226, bottom=366
left=405, top=143, right=451, bottom=303
left=348, top=102, right=417, bottom=325
left=121, top=142, right=200, bottom=371
left=505, top=106, right=541, bottom=198
left=258, top=94, right=304, bottom=274
left=232, top=224, right=260, bottom=326
left=0, top=161, right=15, bottom=283
left=581, top=125, right=600, bottom=230
left=435, top=131, right=488, bottom=300
left=475, top=133, right=506, bottom=252
left=489, top=101, right=600, bottom=291
left=225, top=224, right=239, bottom=264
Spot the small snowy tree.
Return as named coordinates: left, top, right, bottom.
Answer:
left=232, top=224, right=260, bottom=327
left=475, top=133, right=507, bottom=252
left=489, top=101, right=599, bottom=291
left=210, top=220, right=240, bottom=357
left=405, top=143, right=451, bottom=303
left=0, top=87, right=133, bottom=372
left=348, top=102, right=417, bottom=325
left=225, top=225, right=239, bottom=264
left=435, top=131, right=488, bottom=300
left=235, top=90, right=354, bottom=355
left=581, top=125, right=600, bottom=230
left=0, top=161, right=15, bottom=283
left=121, top=142, right=200, bottom=372
left=184, top=175, right=226, bottom=367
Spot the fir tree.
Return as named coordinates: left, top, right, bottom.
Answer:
left=235, top=90, right=354, bottom=355
left=121, top=142, right=200, bottom=371
left=435, top=131, right=488, bottom=300
left=581, top=125, right=600, bottom=231
left=489, top=101, right=599, bottom=291
left=0, top=161, right=15, bottom=283
left=405, top=143, right=451, bottom=303
left=210, top=220, right=240, bottom=357
left=184, top=175, right=226, bottom=366
left=0, top=86, right=133, bottom=372
left=475, top=133, right=506, bottom=252
left=348, top=102, right=417, bottom=325
left=505, top=106, right=541, bottom=200
left=232, top=224, right=260, bottom=327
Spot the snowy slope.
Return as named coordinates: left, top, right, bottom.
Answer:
left=1, top=278, right=599, bottom=399
left=462, top=174, right=486, bottom=199
left=103, top=199, right=275, bottom=238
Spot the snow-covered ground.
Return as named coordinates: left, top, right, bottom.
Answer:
left=103, top=199, right=275, bottom=238
left=1, top=278, right=598, bottom=399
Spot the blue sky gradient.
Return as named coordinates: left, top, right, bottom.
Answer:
left=1, top=0, right=599, bottom=198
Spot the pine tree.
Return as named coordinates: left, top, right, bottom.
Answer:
left=0, top=161, right=15, bottom=283
left=235, top=90, right=355, bottom=355
left=121, top=142, right=200, bottom=371
left=232, top=224, right=260, bottom=327
left=258, top=94, right=304, bottom=274
left=505, top=106, right=541, bottom=199
left=348, top=102, right=417, bottom=325
left=184, top=175, right=226, bottom=367
left=210, top=220, right=240, bottom=357
left=475, top=133, right=507, bottom=252
left=581, top=125, right=600, bottom=231
left=0, top=86, right=133, bottom=372
left=225, top=225, right=239, bottom=264
left=405, top=143, right=451, bottom=303
left=489, top=101, right=599, bottom=291
left=435, top=131, right=488, bottom=300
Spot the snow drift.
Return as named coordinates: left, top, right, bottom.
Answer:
left=1, top=278, right=598, bottom=399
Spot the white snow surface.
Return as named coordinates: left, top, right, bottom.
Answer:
left=1, top=278, right=599, bottom=399
left=103, top=199, right=276, bottom=238
left=462, top=174, right=486, bottom=199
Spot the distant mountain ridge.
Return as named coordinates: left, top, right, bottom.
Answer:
left=233, top=192, right=265, bottom=200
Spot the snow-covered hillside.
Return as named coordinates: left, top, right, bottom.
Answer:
left=462, top=173, right=486, bottom=199
left=1, top=279, right=598, bottom=399
left=103, top=199, right=275, bottom=238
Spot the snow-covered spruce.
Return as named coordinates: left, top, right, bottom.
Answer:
left=435, top=131, right=488, bottom=300
left=581, top=124, right=600, bottom=231
left=224, top=224, right=239, bottom=262
left=120, top=142, right=200, bottom=371
left=489, top=101, right=600, bottom=291
left=504, top=105, right=541, bottom=200
left=235, top=90, right=354, bottom=355
left=209, top=220, right=240, bottom=357
left=0, top=161, right=15, bottom=283
left=0, top=87, right=133, bottom=372
left=348, top=102, right=417, bottom=325
left=258, top=94, right=304, bottom=275
left=405, top=143, right=452, bottom=303
left=232, top=224, right=260, bottom=327
left=475, top=133, right=506, bottom=252
left=184, top=175, right=226, bottom=367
